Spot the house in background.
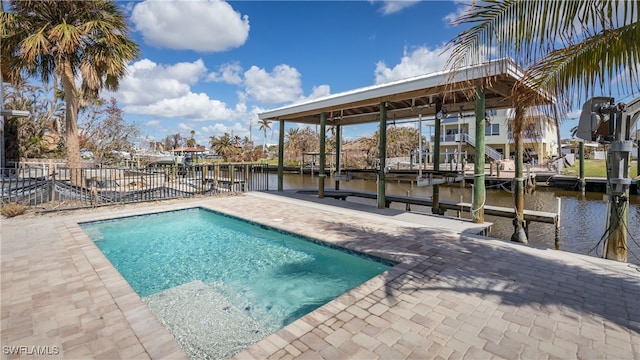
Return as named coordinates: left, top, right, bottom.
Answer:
left=431, top=108, right=559, bottom=165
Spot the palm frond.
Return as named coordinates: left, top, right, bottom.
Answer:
left=446, top=0, right=636, bottom=70
left=528, top=21, right=640, bottom=112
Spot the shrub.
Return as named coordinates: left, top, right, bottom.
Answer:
left=1, top=203, right=26, bottom=217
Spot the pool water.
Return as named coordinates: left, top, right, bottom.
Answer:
left=81, top=208, right=391, bottom=357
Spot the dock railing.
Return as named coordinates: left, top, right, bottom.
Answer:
left=1, top=163, right=269, bottom=212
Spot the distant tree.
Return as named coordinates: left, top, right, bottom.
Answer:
left=258, top=118, right=272, bottom=155
left=284, top=128, right=301, bottom=162
left=149, top=141, right=163, bottom=152
left=79, top=97, right=140, bottom=164
left=210, top=133, right=237, bottom=161
left=2, top=0, right=139, bottom=172
left=298, top=127, right=319, bottom=154
left=163, top=133, right=183, bottom=150
left=185, top=130, right=196, bottom=147
left=385, top=126, right=420, bottom=158
left=241, top=136, right=251, bottom=147
left=2, top=79, right=65, bottom=159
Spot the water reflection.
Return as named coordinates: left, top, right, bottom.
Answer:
left=267, top=173, right=640, bottom=265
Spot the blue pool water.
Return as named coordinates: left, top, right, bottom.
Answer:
left=81, top=208, right=392, bottom=331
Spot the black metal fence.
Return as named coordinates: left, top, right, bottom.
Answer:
left=1, top=163, right=269, bottom=211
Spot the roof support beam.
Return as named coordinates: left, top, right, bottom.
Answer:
left=319, top=112, right=326, bottom=198
left=377, top=103, right=387, bottom=209
left=277, top=119, right=285, bottom=192
left=473, top=85, right=486, bottom=223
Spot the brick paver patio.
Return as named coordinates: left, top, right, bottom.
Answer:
left=2, top=191, right=639, bottom=359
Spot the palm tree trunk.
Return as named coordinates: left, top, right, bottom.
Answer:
left=264, top=131, right=267, bottom=157
left=60, top=59, right=82, bottom=185
left=511, top=106, right=528, bottom=243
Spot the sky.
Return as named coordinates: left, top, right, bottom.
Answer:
left=96, top=0, right=635, bottom=149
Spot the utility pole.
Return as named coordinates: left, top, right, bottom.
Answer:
left=576, top=96, right=640, bottom=262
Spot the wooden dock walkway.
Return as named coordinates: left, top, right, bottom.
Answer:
left=297, top=189, right=559, bottom=225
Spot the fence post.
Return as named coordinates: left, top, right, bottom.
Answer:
left=230, top=164, right=235, bottom=191
left=50, top=169, right=56, bottom=203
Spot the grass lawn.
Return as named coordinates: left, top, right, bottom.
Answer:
left=562, top=159, right=639, bottom=178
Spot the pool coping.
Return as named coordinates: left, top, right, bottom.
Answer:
left=65, top=200, right=419, bottom=359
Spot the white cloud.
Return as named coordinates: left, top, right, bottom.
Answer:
left=114, top=59, right=207, bottom=106
left=125, top=93, right=235, bottom=121
left=374, top=45, right=450, bottom=84
left=303, top=85, right=331, bottom=101
left=145, top=120, right=161, bottom=127
left=370, top=0, right=421, bottom=15
left=131, top=0, right=250, bottom=52
left=443, top=0, right=469, bottom=25
left=105, top=58, right=240, bottom=121
left=207, top=62, right=244, bottom=84
left=177, top=122, right=192, bottom=132
left=244, top=65, right=303, bottom=104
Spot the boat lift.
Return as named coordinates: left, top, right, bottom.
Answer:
left=576, top=95, right=640, bottom=262
left=415, top=114, right=463, bottom=186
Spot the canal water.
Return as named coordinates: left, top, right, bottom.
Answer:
left=267, top=173, right=640, bottom=265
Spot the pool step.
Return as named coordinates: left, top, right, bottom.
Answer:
left=143, top=280, right=267, bottom=359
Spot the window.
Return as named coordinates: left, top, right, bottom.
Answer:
left=485, top=123, right=500, bottom=136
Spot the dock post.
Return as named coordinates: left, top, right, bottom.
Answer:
left=278, top=119, right=285, bottom=192
left=335, top=125, right=341, bottom=190
left=376, top=103, right=387, bottom=209
left=432, top=99, right=444, bottom=215
left=319, top=112, right=326, bottom=199
left=579, top=141, right=586, bottom=192
left=472, top=85, right=485, bottom=223
left=405, top=190, right=411, bottom=211
left=511, top=105, right=528, bottom=244
left=555, top=197, right=561, bottom=250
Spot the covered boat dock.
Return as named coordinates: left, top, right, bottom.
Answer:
left=258, top=58, right=553, bottom=223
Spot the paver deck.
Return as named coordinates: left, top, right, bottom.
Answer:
left=2, top=191, right=639, bottom=359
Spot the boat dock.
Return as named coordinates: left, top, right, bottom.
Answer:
left=297, top=189, right=559, bottom=225
left=205, top=177, right=246, bottom=192
left=545, top=174, right=639, bottom=193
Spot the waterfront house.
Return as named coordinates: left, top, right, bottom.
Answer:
left=432, top=108, right=559, bottom=165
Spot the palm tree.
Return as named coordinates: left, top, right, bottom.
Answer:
left=233, top=135, right=242, bottom=147
left=285, top=128, right=301, bottom=162
left=210, top=133, right=235, bottom=161
left=2, top=0, right=139, bottom=175
left=446, top=0, right=639, bottom=258
left=186, top=130, right=196, bottom=148
left=241, top=136, right=251, bottom=148
left=258, top=118, right=272, bottom=156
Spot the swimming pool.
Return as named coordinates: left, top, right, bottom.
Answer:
left=81, top=207, right=392, bottom=358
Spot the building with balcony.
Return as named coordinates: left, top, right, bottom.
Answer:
left=428, top=108, right=559, bottom=165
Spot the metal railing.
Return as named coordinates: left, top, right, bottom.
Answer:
left=460, top=133, right=504, bottom=161
left=1, top=163, right=269, bottom=212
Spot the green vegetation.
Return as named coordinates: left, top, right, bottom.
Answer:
left=3, top=0, right=139, bottom=170
left=563, top=159, right=639, bottom=178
